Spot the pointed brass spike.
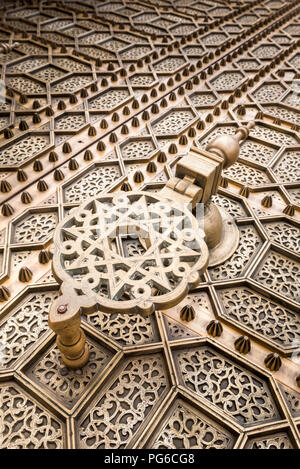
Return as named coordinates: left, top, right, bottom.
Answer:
left=62, top=142, right=72, bottom=153
left=168, top=143, right=177, bottom=154
left=32, top=99, right=40, bottom=109
left=129, top=64, right=135, bottom=72
left=1, top=203, right=14, bottom=217
left=142, top=110, right=150, bottom=120
left=150, top=89, right=158, bottom=98
left=132, top=99, right=139, bottom=109
left=255, top=111, right=264, bottom=119
left=109, top=132, right=118, bottom=143
left=0, top=180, right=11, bottom=193
left=68, top=158, right=79, bottom=171
left=45, top=106, right=54, bottom=117
left=37, top=179, right=48, bottom=192
left=131, top=117, right=139, bottom=127
left=17, top=169, right=27, bottom=182
left=69, top=94, right=78, bottom=104
left=179, top=134, right=188, bottom=145
left=188, top=127, right=196, bottom=138
left=112, top=112, right=119, bottom=122
left=19, top=94, right=28, bottom=104
left=167, top=77, right=174, bottom=86
left=193, top=76, right=200, bottom=85
left=54, top=169, right=64, bottom=181
left=264, top=353, right=281, bottom=372
left=0, top=285, right=10, bottom=302
left=239, top=186, right=250, bottom=198
left=33, top=159, right=43, bottom=171
left=4, top=128, right=13, bottom=139
left=19, top=119, right=29, bottom=131
left=100, top=118, right=108, bottom=129
left=84, top=149, right=93, bottom=161
left=178, top=86, right=185, bottom=95
left=159, top=83, right=166, bottom=92
left=205, top=113, right=213, bottom=123
left=97, top=141, right=106, bottom=151
left=261, top=195, right=272, bottom=208
left=213, top=106, right=221, bottom=116
left=283, top=204, right=295, bottom=216
left=49, top=151, right=58, bottom=162
left=141, top=94, right=148, bottom=103
left=121, top=182, right=132, bottom=192
left=39, top=249, right=51, bottom=264
left=91, top=82, right=98, bottom=92
left=123, top=106, right=130, bottom=116
left=88, top=126, right=96, bottom=136
left=146, top=161, right=157, bottom=173
left=121, top=124, right=129, bottom=135
left=95, top=58, right=102, bottom=67
left=80, top=88, right=88, bottom=98
left=169, top=92, right=176, bottom=101
left=234, top=335, right=251, bottom=354
left=101, top=78, right=108, bottom=86
left=107, top=62, right=114, bottom=71
left=32, top=113, right=41, bottom=124
left=21, top=191, right=32, bottom=204
left=160, top=98, right=167, bottom=108
left=175, top=72, right=181, bottom=81
left=157, top=151, right=167, bottom=163
left=196, top=120, right=205, bottom=130
left=220, top=176, right=228, bottom=188
left=180, top=305, right=196, bottom=322
left=57, top=100, right=66, bottom=110
left=237, top=105, right=246, bottom=116
left=19, top=266, right=33, bottom=283
left=206, top=320, right=223, bottom=337
left=151, top=104, right=159, bottom=114
left=228, top=95, right=235, bottom=104
left=133, top=171, right=144, bottom=183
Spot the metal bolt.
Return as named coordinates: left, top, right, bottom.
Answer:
left=57, top=305, right=67, bottom=314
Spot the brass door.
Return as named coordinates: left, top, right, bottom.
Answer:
left=0, top=0, right=299, bottom=450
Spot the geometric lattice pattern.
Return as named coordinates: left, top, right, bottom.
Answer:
left=0, top=0, right=299, bottom=450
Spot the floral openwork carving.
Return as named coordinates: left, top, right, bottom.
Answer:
left=176, top=345, right=279, bottom=426
left=52, top=191, right=208, bottom=315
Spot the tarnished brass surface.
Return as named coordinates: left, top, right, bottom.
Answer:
left=0, top=0, right=299, bottom=450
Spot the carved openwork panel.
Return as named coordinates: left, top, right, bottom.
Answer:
left=151, top=399, right=236, bottom=449
left=0, top=0, right=299, bottom=450
left=0, top=383, right=65, bottom=449
left=218, top=285, right=300, bottom=351
left=175, top=345, right=280, bottom=426
left=76, top=354, right=169, bottom=449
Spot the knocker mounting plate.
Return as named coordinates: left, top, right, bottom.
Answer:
left=51, top=191, right=209, bottom=317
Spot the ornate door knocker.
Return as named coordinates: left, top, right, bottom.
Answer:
left=49, top=121, right=254, bottom=368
